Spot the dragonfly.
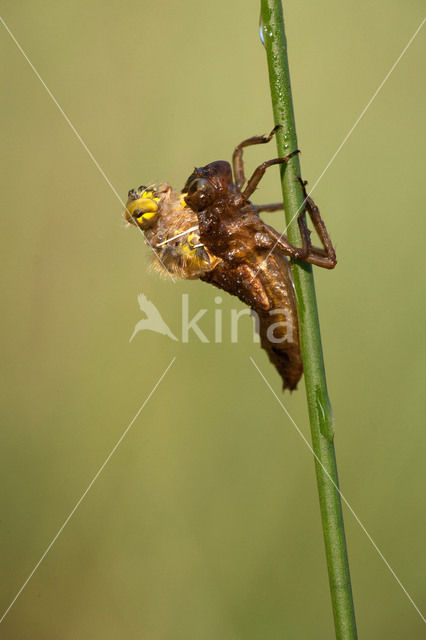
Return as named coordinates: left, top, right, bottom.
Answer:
left=124, top=126, right=336, bottom=390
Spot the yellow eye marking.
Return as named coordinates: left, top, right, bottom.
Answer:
left=140, top=190, right=160, bottom=202
left=126, top=197, right=158, bottom=217
left=136, top=210, right=157, bottom=222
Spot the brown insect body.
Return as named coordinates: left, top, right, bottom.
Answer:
left=126, top=127, right=336, bottom=391
left=184, top=161, right=303, bottom=390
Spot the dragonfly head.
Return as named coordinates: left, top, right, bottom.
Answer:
left=183, top=161, right=233, bottom=211
left=124, top=185, right=162, bottom=230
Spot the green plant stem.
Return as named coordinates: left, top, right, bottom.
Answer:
left=260, top=2, right=357, bottom=638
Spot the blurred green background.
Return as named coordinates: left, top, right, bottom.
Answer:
left=1, top=1, right=425, bottom=637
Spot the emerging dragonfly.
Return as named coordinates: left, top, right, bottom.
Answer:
left=124, top=126, right=336, bottom=390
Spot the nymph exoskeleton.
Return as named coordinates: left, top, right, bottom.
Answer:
left=183, top=126, right=336, bottom=390
left=125, top=126, right=336, bottom=390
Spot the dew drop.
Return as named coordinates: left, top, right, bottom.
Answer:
left=259, top=10, right=273, bottom=46
left=259, top=12, right=265, bottom=46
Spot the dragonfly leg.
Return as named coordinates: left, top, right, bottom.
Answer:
left=254, top=183, right=337, bottom=269
left=242, top=152, right=299, bottom=201
left=232, top=125, right=281, bottom=190
left=250, top=202, right=284, bottom=214
left=253, top=218, right=310, bottom=261
left=297, top=180, right=337, bottom=269
left=252, top=201, right=336, bottom=271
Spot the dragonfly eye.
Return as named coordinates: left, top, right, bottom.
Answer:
left=125, top=188, right=159, bottom=229
left=185, top=178, right=215, bottom=210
